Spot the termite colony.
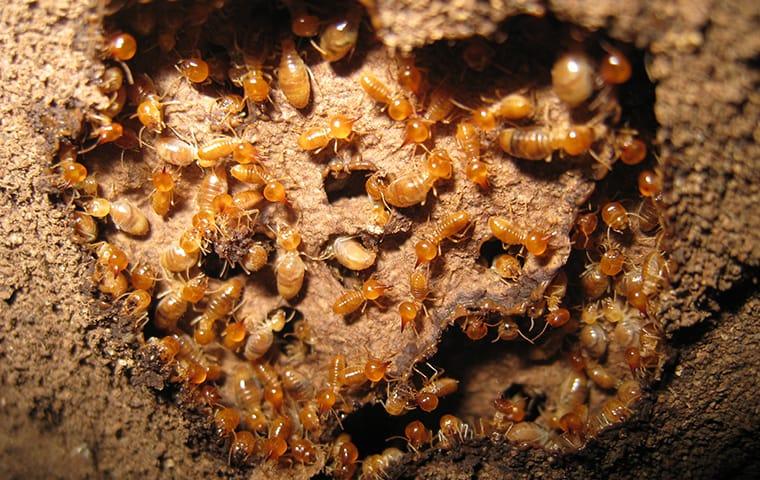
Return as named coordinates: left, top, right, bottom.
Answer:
left=54, top=1, right=668, bottom=477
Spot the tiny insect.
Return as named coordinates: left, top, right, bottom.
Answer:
left=230, top=163, right=288, bottom=204
left=462, top=36, right=495, bottom=71
left=194, top=277, right=244, bottom=330
left=106, top=32, right=137, bottom=61
left=488, top=216, right=550, bottom=256
left=291, top=8, right=320, bottom=37
left=315, top=10, right=361, bottom=62
left=359, top=70, right=413, bottom=121
left=499, top=125, right=595, bottom=160
left=423, top=85, right=455, bottom=124
left=109, top=199, right=149, bottom=236
left=332, top=278, right=389, bottom=315
left=361, top=448, right=404, bottom=479
left=177, top=56, right=210, bottom=84
left=330, top=236, right=377, bottom=270
left=150, top=169, right=174, bottom=217
left=396, top=55, right=424, bottom=95
left=243, top=309, right=289, bottom=360
left=551, top=52, right=595, bottom=107
left=72, top=211, right=98, bottom=243
left=278, top=37, right=311, bottom=109
left=404, top=420, right=432, bottom=452
left=600, top=47, right=632, bottom=85
left=414, top=210, right=471, bottom=264
left=456, top=121, right=489, bottom=188
left=381, top=148, right=452, bottom=208
left=276, top=250, right=305, bottom=300
left=416, top=376, right=459, bottom=412
left=298, top=114, right=357, bottom=153
left=263, top=415, right=292, bottom=461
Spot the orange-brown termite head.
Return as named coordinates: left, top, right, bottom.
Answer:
left=106, top=32, right=137, bottom=61
left=600, top=47, right=632, bottom=85
left=601, top=201, right=629, bottom=231
left=552, top=52, right=595, bottom=107
left=291, top=8, right=320, bottom=37
left=404, top=420, right=432, bottom=450
left=177, top=57, right=210, bottom=84
left=396, top=55, right=424, bottom=95
left=279, top=37, right=311, bottom=109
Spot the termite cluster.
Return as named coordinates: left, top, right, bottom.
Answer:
left=55, top=1, right=668, bottom=477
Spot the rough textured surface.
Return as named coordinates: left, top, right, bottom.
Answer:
left=0, top=1, right=757, bottom=480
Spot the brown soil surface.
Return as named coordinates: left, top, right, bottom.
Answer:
left=0, top=0, right=757, bottom=479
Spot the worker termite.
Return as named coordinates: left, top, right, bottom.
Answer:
left=361, top=447, right=404, bottom=479
left=72, top=211, right=98, bottom=243
left=177, top=56, right=210, bottom=84
left=194, top=277, right=244, bottom=327
left=314, top=10, right=361, bottom=62
left=230, top=163, right=288, bottom=204
left=279, top=37, right=311, bottom=109
left=273, top=224, right=306, bottom=300
left=110, top=199, right=150, bottom=236
left=291, top=438, right=318, bottom=465
left=507, top=421, right=552, bottom=448
left=470, top=93, right=536, bottom=131
left=332, top=278, right=389, bottom=316
left=150, top=169, right=175, bottom=217
left=358, top=71, right=413, bottom=121
left=416, top=376, right=459, bottom=412
left=383, top=382, right=415, bottom=416
left=214, top=407, right=241, bottom=439
left=601, top=201, right=629, bottom=231
left=586, top=360, right=618, bottom=390
left=456, top=121, right=489, bottom=188
left=253, top=361, right=285, bottom=411
left=399, top=264, right=432, bottom=332
left=579, top=323, right=608, bottom=358
left=121, top=289, right=151, bottom=326
left=106, top=32, right=137, bottom=61
left=298, top=114, right=358, bottom=153
left=262, top=415, right=291, bottom=461
left=403, top=420, right=432, bottom=452
left=290, top=7, right=320, bottom=37
left=243, top=309, right=289, bottom=360
left=423, top=84, right=455, bottom=124
left=498, top=125, right=595, bottom=160
left=581, top=263, right=610, bottom=300
left=282, top=367, right=313, bottom=401
left=437, top=414, right=469, bottom=448
left=240, top=242, right=269, bottom=273
left=396, top=55, right=424, bottom=95
left=154, top=136, right=197, bottom=167
left=552, top=52, right=595, bottom=107
left=414, top=210, right=471, bottom=264
left=331, top=434, right=359, bottom=479
left=488, top=216, right=550, bottom=256
left=600, top=47, right=632, bottom=85
left=229, top=430, right=257, bottom=466
left=381, top=148, right=452, bottom=208
left=328, top=236, right=377, bottom=271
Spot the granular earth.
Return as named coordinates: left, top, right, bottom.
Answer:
left=0, top=0, right=757, bottom=479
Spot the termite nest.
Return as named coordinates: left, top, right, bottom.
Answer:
left=54, top=1, right=669, bottom=478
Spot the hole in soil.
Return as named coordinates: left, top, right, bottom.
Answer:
left=324, top=170, right=373, bottom=204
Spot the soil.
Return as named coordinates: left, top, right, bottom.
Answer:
left=0, top=0, right=758, bottom=479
